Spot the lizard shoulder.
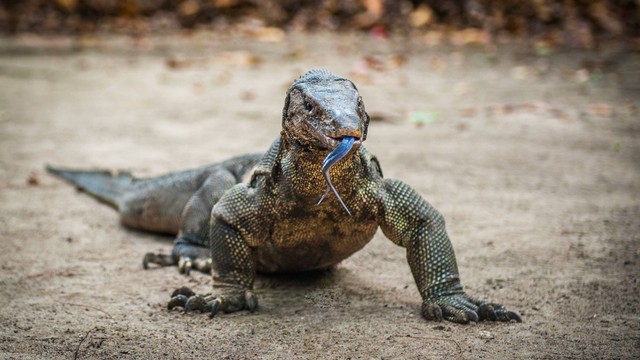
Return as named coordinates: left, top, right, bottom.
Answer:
left=247, top=135, right=282, bottom=185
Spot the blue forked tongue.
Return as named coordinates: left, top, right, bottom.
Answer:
left=316, top=136, right=356, bottom=216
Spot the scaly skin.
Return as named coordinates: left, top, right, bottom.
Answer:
left=48, top=69, right=521, bottom=323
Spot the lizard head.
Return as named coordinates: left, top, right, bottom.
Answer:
left=281, top=69, right=370, bottom=150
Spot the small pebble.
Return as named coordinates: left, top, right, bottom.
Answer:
left=479, top=331, right=494, bottom=340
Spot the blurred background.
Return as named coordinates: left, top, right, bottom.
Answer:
left=1, top=1, right=639, bottom=359
left=1, top=0, right=639, bottom=49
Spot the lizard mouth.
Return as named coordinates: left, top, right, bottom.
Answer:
left=323, top=134, right=362, bottom=150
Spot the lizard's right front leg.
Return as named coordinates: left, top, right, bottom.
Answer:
left=168, top=220, right=258, bottom=316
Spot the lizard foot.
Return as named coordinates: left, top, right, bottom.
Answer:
left=167, top=286, right=258, bottom=317
left=142, top=241, right=211, bottom=275
left=422, top=293, right=521, bottom=324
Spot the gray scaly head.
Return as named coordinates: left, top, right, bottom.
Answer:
left=281, top=69, right=371, bottom=215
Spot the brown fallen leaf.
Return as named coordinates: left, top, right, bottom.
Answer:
left=450, top=28, right=489, bottom=46
left=215, top=51, right=262, bottom=68
left=430, top=56, right=446, bottom=72
left=387, top=54, right=407, bottom=69
left=56, top=0, right=78, bottom=12
left=166, top=56, right=196, bottom=70
left=368, top=111, right=393, bottom=122
left=240, top=90, right=256, bottom=102
left=486, top=104, right=514, bottom=116
left=250, top=27, right=285, bottom=43
left=459, top=107, right=477, bottom=118
left=27, top=171, right=40, bottom=186
left=589, top=103, right=614, bottom=117
left=410, top=5, right=435, bottom=28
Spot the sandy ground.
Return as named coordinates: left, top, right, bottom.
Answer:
left=0, top=33, right=639, bottom=359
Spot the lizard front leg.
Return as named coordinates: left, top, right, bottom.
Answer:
left=168, top=184, right=263, bottom=316
left=378, top=179, right=521, bottom=323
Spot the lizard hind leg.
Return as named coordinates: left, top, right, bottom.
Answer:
left=141, top=169, right=238, bottom=275
left=142, top=241, right=212, bottom=275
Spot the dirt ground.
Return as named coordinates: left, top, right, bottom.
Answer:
left=0, top=33, right=638, bottom=359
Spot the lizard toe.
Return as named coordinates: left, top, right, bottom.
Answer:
left=477, top=302, right=522, bottom=322
left=184, top=295, right=209, bottom=313
left=421, top=302, right=444, bottom=322
left=168, top=294, right=189, bottom=310
left=178, top=257, right=193, bottom=276
left=245, top=290, right=258, bottom=312
left=142, top=252, right=175, bottom=270
left=167, top=287, right=257, bottom=317
left=422, top=292, right=518, bottom=324
left=171, top=286, right=196, bottom=298
left=441, top=304, right=472, bottom=324
left=209, top=298, right=221, bottom=318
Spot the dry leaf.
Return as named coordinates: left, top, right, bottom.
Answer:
left=487, top=104, right=513, bottom=116
left=166, top=56, right=196, bottom=70
left=387, top=54, right=407, bottom=69
left=510, top=66, right=531, bottom=80
left=362, top=0, right=384, bottom=19
left=459, top=107, right=477, bottom=118
left=216, top=51, right=262, bottom=68
left=589, top=103, right=613, bottom=117
left=56, top=0, right=78, bottom=12
left=362, top=55, right=386, bottom=71
left=430, top=56, right=446, bottom=72
left=213, top=0, right=238, bottom=9
left=368, top=111, right=393, bottom=122
left=450, top=28, right=489, bottom=46
left=27, top=172, right=40, bottom=186
left=410, top=5, right=435, bottom=28
left=240, top=90, right=256, bottom=102
left=251, top=27, right=285, bottom=42
left=178, top=0, right=200, bottom=18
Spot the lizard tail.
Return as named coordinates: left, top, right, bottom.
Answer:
left=46, top=165, right=135, bottom=210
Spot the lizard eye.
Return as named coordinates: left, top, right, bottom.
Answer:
left=304, top=101, right=313, bottom=114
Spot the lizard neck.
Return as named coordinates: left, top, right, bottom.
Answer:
left=278, top=133, right=361, bottom=204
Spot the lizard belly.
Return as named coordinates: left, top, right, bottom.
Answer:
left=255, top=216, right=378, bottom=273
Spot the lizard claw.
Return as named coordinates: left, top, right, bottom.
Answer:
left=184, top=295, right=208, bottom=313
left=178, top=257, right=193, bottom=275
left=477, top=302, right=522, bottom=322
left=168, top=287, right=196, bottom=310
left=143, top=241, right=211, bottom=275
left=167, top=287, right=258, bottom=317
left=245, top=290, right=258, bottom=312
left=168, top=294, right=189, bottom=310
left=142, top=252, right=175, bottom=270
left=422, top=293, right=521, bottom=324
left=209, top=299, right=221, bottom=318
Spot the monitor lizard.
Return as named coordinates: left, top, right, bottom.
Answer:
left=48, top=69, right=521, bottom=323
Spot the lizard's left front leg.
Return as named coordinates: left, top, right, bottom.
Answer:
left=168, top=220, right=258, bottom=316
left=168, top=184, right=261, bottom=317
left=378, top=179, right=521, bottom=324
